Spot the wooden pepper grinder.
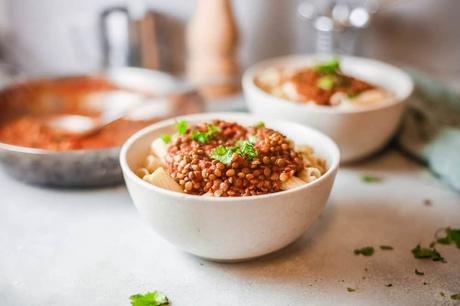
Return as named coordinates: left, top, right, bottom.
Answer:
left=186, top=0, right=240, bottom=99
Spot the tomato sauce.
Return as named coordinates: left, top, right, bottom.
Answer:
left=0, top=76, right=157, bottom=150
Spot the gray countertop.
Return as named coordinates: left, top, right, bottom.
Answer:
left=1, top=150, right=459, bottom=306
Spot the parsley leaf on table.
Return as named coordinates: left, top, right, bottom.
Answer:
left=347, top=287, right=356, bottom=292
left=354, top=246, right=375, bottom=256
left=361, top=174, right=383, bottom=183
left=130, top=291, right=169, bottom=306
left=176, top=120, right=188, bottom=136
left=436, top=227, right=460, bottom=248
left=411, top=244, right=446, bottom=262
left=451, top=293, right=460, bottom=300
left=415, top=269, right=425, bottom=276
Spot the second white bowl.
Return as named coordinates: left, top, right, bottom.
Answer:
left=243, top=55, right=414, bottom=163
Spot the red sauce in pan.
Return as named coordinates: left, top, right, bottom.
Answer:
left=0, top=76, right=157, bottom=150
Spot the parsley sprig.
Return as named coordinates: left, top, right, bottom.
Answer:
left=209, top=136, right=258, bottom=165
left=176, top=120, right=188, bottom=136
left=190, top=124, right=220, bottom=143
left=436, top=227, right=460, bottom=248
left=160, top=134, right=172, bottom=144
left=361, top=174, right=383, bottom=183
left=353, top=246, right=374, bottom=256
left=411, top=244, right=445, bottom=262
left=314, top=58, right=340, bottom=74
left=130, top=291, right=169, bottom=306
left=317, top=75, right=336, bottom=90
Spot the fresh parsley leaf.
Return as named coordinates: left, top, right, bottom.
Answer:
left=415, top=269, right=424, bottom=276
left=207, top=123, right=220, bottom=135
left=314, top=58, right=340, bottom=74
left=248, top=135, right=257, bottom=144
left=208, top=137, right=258, bottom=164
left=235, top=139, right=258, bottom=160
left=191, top=130, right=207, bottom=143
left=347, top=92, right=357, bottom=99
left=354, top=246, right=374, bottom=256
left=380, top=245, right=393, bottom=250
left=254, top=121, right=265, bottom=128
left=190, top=124, right=220, bottom=143
left=160, top=134, right=172, bottom=144
left=361, top=174, right=382, bottom=183
left=411, top=244, right=445, bottom=262
left=317, top=75, right=335, bottom=90
left=176, top=120, right=188, bottom=136
left=451, top=293, right=460, bottom=300
left=130, top=291, right=169, bottom=306
left=436, top=227, right=460, bottom=248
left=347, top=287, right=356, bottom=292
left=209, top=145, right=234, bottom=165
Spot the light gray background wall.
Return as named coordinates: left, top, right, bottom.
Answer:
left=0, top=0, right=459, bottom=87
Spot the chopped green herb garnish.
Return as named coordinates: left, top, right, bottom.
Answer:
left=347, top=287, right=356, bottom=292
left=440, top=292, right=446, bottom=297
left=451, top=293, right=460, bottom=300
left=208, top=137, right=258, bottom=165
left=236, top=139, right=258, bottom=160
left=209, top=145, right=234, bottom=165
left=160, top=134, right=172, bottom=144
left=415, top=269, right=424, bottom=276
left=317, top=75, right=335, bottom=90
left=254, top=121, right=265, bottom=128
left=190, top=124, right=220, bottom=143
left=248, top=135, right=257, bottom=144
left=380, top=245, right=394, bottom=250
left=385, top=284, right=393, bottom=287
left=314, top=58, right=340, bottom=74
left=436, top=227, right=460, bottom=248
left=411, top=244, right=445, bottom=262
left=347, top=92, right=357, bottom=99
left=361, top=174, right=382, bottom=183
left=176, top=120, right=188, bottom=136
left=354, top=246, right=374, bottom=256
left=130, top=291, right=169, bottom=306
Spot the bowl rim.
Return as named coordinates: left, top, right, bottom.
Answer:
left=120, top=112, right=340, bottom=203
left=0, top=67, right=180, bottom=156
left=242, top=54, right=414, bottom=114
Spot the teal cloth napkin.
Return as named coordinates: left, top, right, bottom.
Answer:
left=397, top=69, right=460, bottom=191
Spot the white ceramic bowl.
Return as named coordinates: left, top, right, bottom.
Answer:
left=120, top=112, right=339, bottom=261
left=243, top=55, right=414, bottom=163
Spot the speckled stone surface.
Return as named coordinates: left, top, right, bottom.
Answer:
left=1, top=150, right=459, bottom=306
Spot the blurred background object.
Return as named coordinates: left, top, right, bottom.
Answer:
left=186, top=0, right=240, bottom=99
left=0, top=0, right=459, bottom=91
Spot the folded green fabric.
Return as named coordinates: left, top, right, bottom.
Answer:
left=397, top=68, right=460, bottom=191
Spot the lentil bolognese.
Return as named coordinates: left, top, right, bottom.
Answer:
left=255, top=58, right=391, bottom=108
left=138, top=119, right=326, bottom=197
